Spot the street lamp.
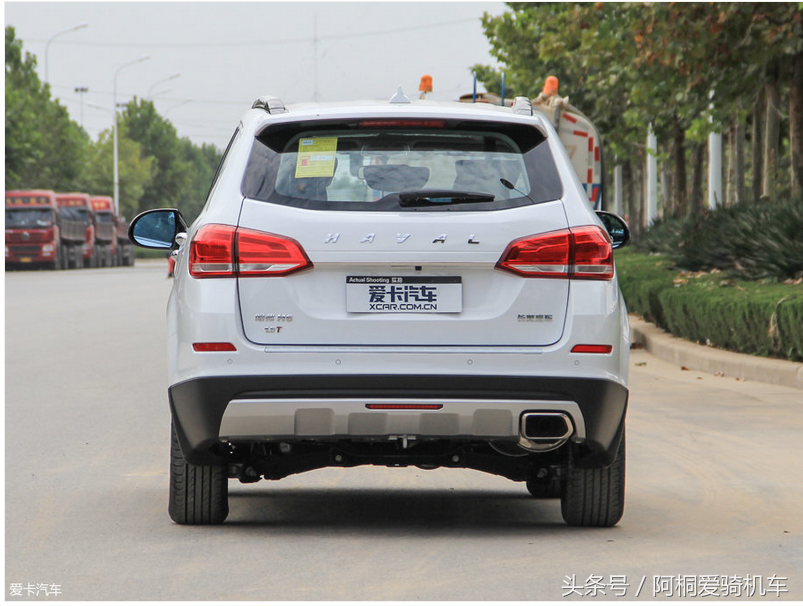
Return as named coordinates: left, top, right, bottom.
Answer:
left=113, top=55, right=150, bottom=216
left=147, top=73, right=180, bottom=99
left=45, top=23, right=88, bottom=83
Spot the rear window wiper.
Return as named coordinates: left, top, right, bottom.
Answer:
left=396, top=190, right=495, bottom=207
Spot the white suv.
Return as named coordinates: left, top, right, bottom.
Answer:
left=130, top=91, right=631, bottom=527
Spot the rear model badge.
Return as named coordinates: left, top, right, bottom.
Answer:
left=255, top=314, right=293, bottom=322
left=518, top=314, right=553, bottom=322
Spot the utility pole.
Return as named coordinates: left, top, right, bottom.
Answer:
left=113, top=56, right=151, bottom=216
left=313, top=15, right=319, bottom=102
left=74, top=87, right=88, bottom=128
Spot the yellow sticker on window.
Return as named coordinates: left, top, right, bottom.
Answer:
left=295, top=137, right=338, bottom=178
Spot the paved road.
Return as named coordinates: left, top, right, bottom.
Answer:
left=5, top=264, right=803, bottom=600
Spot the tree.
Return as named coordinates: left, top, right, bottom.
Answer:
left=473, top=2, right=802, bottom=223
left=82, top=125, right=155, bottom=220
left=177, top=138, right=221, bottom=223
left=5, top=26, right=89, bottom=192
left=120, top=99, right=193, bottom=214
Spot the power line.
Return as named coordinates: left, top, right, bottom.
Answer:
left=26, top=17, right=479, bottom=49
left=49, top=84, right=246, bottom=106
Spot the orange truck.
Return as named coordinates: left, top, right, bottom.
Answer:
left=460, top=76, right=604, bottom=209
left=55, top=192, right=96, bottom=267
left=5, top=189, right=86, bottom=269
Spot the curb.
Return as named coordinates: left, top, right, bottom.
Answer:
left=629, top=315, right=803, bottom=391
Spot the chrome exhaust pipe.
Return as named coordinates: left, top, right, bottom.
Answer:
left=518, top=412, right=574, bottom=452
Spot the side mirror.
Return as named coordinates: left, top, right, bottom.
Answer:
left=596, top=211, right=630, bottom=250
left=128, top=208, right=188, bottom=250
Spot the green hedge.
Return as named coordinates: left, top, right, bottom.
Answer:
left=637, top=196, right=803, bottom=281
left=615, top=250, right=803, bottom=362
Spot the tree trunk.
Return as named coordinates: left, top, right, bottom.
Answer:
left=726, top=122, right=736, bottom=206
left=670, top=115, right=687, bottom=218
left=690, top=141, right=705, bottom=215
left=752, top=90, right=765, bottom=202
left=762, top=62, right=781, bottom=201
left=660, top=157, right=671, bottom=217
left=733, top=120, right=746, bottom=205
left=790, top=51, right=803, bottom=198
left=625, top=159, right=643, bottom=241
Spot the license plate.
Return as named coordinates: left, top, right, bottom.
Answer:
left=20, top=257, right=32, bottom=263
left=346, top=276, right=462, bottom=313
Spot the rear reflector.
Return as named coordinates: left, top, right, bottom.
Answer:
left=189, top=224, right=312, bottom=278
left=496, top=225, right=613, bottom=280
left=365, top=404, right=444, bottom=410
left=571, top=344, right=613, bottom=354
left=193, top=342, right=237, bottom=352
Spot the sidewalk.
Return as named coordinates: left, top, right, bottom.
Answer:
left=629, top=315, right=803, bottom=391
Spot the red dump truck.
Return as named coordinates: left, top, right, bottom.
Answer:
left=5, top=189, right=86, bottom=269
left=90, top=195, right=117, bottom=266
left=90, top=195, right=136, bottom=267
left=55, top=193, right=96, bottom=267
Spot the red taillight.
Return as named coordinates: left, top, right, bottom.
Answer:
left=496, top=225, right=613, bottom=280
left=189, top=224, right=235, bottom=277
left=571, top=226, right=614, bottom=280
left=495, top=231, right=571, bottom=278
left=236, top=228, right=312, bottom=277
left=571, top=344, right=613, bottom=354
left=189, top=224, right=312, bottom=278
left=193, top=342, right=237, bottom=352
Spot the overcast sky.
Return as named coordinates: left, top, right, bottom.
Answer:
left=5, top=1, right=508, bottom=149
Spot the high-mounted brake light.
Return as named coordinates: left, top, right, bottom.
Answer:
left=358, top=119, right=446, bottom=129
left=496, top=225, right=613, bottom=280
left=189, top=224, right=312, bottom=278
left=365, top=404, right=444, bottom=410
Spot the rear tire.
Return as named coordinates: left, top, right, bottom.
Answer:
left=168, top=422, right=229, bottom=525
left=560, top=428, right=625, bottom=527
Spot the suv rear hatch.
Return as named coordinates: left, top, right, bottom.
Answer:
left=229, top=117, right=572, bottom=347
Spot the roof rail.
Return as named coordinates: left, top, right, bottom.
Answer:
left=252, top=95, right=288, bottom=114
left=511, top=96, right=533, bottom=116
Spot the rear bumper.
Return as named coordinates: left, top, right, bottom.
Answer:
left=169, top=374, right=627, bottom=468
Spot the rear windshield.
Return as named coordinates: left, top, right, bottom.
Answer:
left=242, top=120, right=563, bottom=212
